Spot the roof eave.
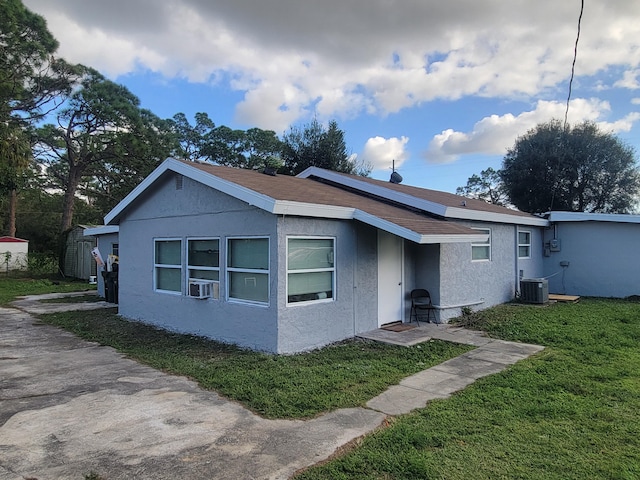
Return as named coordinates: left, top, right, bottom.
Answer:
left=84, top=225, right=119, bottom=236
left=299, top=167, right=548, bottom=226
left=446, top=207, right=550, bottom=226
left=353, top=210, right=486, bottom=244
left=272, top=201, right=354, bottom=219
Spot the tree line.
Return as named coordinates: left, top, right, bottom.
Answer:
left=457, top=120, right=640, bottom=214
left=1, top=0, right=366, bottom=257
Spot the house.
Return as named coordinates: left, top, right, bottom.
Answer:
left=0, top=236, right=29, bottom=272
left=63, top=226, right=98, bottom=280
left=94, top=158, right=548, bottom=353
left=542, top=212, right=640, bottom=298
left=83, top=225, right=119, bottom=298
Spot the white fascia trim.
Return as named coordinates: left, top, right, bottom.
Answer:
left=547, top=211, right=640, bottom=224
left=299, top=167, right=549, bottom=226
left=446, top=207, right=550, bottom=226
left=353, top=210, right=487, bottom=244
left=105, top=158, right=277, bottom=224
left=84, top=225, right=119, bottom=236
left=272, top=201, right=354, bottom=219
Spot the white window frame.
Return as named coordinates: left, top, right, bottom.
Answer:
left=154, top=238, right=182, bottom=295
left=518, top=230, right=532, bottom=259
left=471, top=228, right=491, bottom=261
left=187, top=237, right=220, bottom=299
left=226, top=236, right=270, bottom=306
left=286, top=236, right=336, bottom=306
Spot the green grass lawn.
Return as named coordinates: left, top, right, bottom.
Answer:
left=0, top=275, right=96, bottom=306
left=296, top=299, right=640, bottom=479
left=38, top=309, right=472, bottom=419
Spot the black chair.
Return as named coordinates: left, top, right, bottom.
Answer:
left=410, top=289, right=436, bottom=325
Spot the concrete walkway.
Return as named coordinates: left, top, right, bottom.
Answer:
left=360, top=324, right=544, bottom=415
left=1, top=295, right=544, bottom=479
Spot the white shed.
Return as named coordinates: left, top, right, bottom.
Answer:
left=0, top=236, right=29, bottom=272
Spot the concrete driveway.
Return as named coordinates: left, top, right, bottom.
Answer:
left=0, top=306, right=385, bottom=479
left=1, top=295, right=543, bottom=479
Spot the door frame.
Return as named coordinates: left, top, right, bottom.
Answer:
left=377, top=231, right=405, bottom=327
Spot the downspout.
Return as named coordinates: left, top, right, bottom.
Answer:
left=352, top=224, right=358, bottom=337
left=515, top=227, right=520, bottom=299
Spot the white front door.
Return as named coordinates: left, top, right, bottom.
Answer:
left=377, top=231, right=404, bottom=326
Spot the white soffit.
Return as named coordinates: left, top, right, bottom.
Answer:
left=84, top=225, right=119, bottom=236
left=353, top=211, right=487, bottom=244
left=547, top=211, right=640, bottom=224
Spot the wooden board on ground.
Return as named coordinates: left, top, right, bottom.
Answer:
left=549, top=294, right=580, bottom=303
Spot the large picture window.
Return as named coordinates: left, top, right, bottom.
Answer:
left=227, top=237, right=269, bottom=304
left=287, top=237, right=335, bottom=304
left=154, top=239, right=182, bottom=293
left=471, top=228, right=491, bottom=261
left=188, top=238, right=220, bottom=299
left=518, top=230, right=531, bottom=259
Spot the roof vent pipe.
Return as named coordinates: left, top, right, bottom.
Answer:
left=389, top=159, right=403, bottom=184
left=390, top=171, right=403, bottom=184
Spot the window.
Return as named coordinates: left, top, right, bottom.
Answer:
left=112, top=243, right=119, bottom=256
left=518, top=230, right=531, bottom=259
left=188, top=238, right=220, bottom=299
left=227, top=237, right=269, bottom=304
left=471, top=228, right=491, bottom=261
left=154, top=239, right=182, bottom=293
left=287, top=237, right=335, bottom=304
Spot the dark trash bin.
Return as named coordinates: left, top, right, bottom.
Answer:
left=102, top=267, right=119, bottom=304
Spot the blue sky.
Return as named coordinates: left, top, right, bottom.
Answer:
left=24, top=0, right=640, bottom=193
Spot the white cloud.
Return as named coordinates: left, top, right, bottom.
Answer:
left=362, top=136, right=409, bottom=171
left=615, top=70, right=640, bottom=90
left=23, top=0, right=640, bottom=130
left=423, top=98, right=640, bottom=164
left=632, top=98, right=640, bottom=105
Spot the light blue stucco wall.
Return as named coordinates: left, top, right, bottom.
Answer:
left=275, top=219, right=379, bottom=353
left=543, top=221, right=640, bottom=297
left=115, top=172, right=384, bottom=353
left=437, top=222, right=545, bottom=322
left=405, top=243, right=440, bottom=321
left=117, top=172, right=280, bottom=352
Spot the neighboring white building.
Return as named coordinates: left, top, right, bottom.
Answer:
left=0, top=236, right=29, bottom=272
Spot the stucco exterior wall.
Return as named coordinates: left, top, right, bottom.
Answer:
left=517, top=226, right=545, bottom=283
left=117, top=172, right=280, bottom=352
left=275, top=219, right=378, bottom=353
left=543, top=221, right=640, bottom=297
left=405, top=243, right=440, bottom=321
left=436, top=222, right=546, bottom=321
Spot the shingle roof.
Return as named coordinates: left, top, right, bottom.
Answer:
left=306, top=168, right=535, bottom=219
left=105, top=159, right=544, bottom=243
left=183, top=161, right=476, bottom=238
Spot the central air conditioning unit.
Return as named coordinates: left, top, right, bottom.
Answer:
left=520, top=278, right=549, bottom=304
left=188, top=279, right=214, bottom=299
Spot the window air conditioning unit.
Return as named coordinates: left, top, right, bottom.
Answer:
left=188, top=279, right=214, bottom=299
left=520, top=278, right=549, bottom=304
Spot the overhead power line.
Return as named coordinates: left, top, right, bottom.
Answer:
left=564, top=0, right=585, bottom=130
